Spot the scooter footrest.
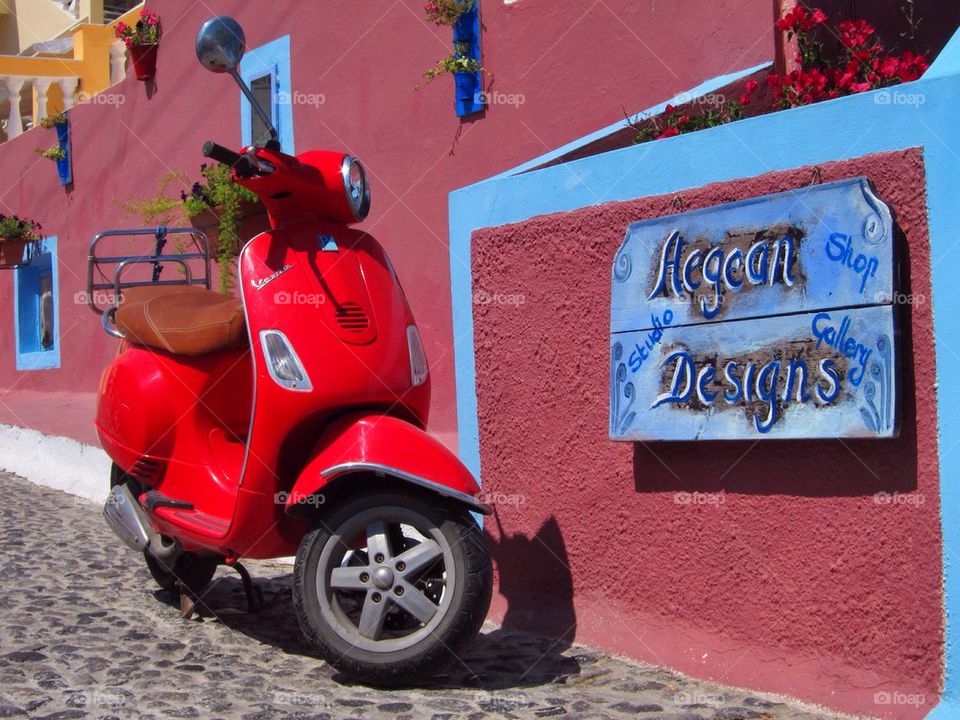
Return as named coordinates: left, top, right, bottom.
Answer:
left=143, top=490, right=194, bottom=512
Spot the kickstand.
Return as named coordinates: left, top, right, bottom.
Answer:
left=230, top=561, right=262, bottom=613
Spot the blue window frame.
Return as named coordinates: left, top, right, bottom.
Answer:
left=14, top=236, right=60, bottom=370
left=239, top=35, right=295, bottom=155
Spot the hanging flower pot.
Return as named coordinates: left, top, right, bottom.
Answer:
left=0, top=215, right=41, bottom=269
left=129, top=44, right=159, bottom=81
left=55, top=120, right=71, bottom=185
left=454, top=71, right=479, bottom=104
left=0, top=239, right=31, bottom=269
left=115, top=9, right=162, bottom=82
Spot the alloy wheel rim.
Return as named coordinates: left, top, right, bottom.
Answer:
left=315, top=505, right=456, bottom=653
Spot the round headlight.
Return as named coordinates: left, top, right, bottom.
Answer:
left=340, top=156, right=371, bottom=221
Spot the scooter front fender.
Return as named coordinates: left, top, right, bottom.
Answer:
left=287, top=413, right=491, bottom=517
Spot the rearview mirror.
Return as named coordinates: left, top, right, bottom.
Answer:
left=195, top=16, right=278, bottom=147
left=196, top=16, right=246, bottom=74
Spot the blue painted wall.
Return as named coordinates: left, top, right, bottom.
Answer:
left=449, top=37, right=960, bottom=714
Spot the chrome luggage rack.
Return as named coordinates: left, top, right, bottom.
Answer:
left=87, top=227, right=211, bottom=338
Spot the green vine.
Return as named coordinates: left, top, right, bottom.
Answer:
left=36, top=146, right=67, bottom=161
left=123, top=167, right=261, bottom=294
left=417, top=43, right=483, bottom=88
left=123, top=172, right=190, bottom=226
left=39, top=112, right=68, bottom=129
left=181, top=164, right=260, bottom=294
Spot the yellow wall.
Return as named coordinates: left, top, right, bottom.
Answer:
left=0, top=5, right=142, bottom=122
left=0, top=0, right=78, bottom=56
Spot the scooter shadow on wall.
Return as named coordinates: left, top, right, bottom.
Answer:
left=486, top=511, right=577, bottom=645
left=632, top=229, right=921, bottom=498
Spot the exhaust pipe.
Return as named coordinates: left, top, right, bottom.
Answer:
left=103, top=484, right=180, bottom=564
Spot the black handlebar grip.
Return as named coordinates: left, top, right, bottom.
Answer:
left=202, top=141, right=242, bottom=166
left=202, top=141, right=259, bottom=178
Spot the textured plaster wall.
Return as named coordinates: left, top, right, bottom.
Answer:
left=0, top=0, right=775, bottom=449
left=471, top=149, right=942, bottom=718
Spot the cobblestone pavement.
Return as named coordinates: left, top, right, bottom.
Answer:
left=0, top=471, right=853, bottom=720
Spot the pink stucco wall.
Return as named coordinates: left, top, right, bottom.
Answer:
left=0, top=0, right=775, bottom=449
left=471, top=149, right=942, bottom=718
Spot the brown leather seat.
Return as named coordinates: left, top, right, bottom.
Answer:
left=116, top=285, right=247, bottom=356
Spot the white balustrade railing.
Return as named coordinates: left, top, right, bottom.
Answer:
left=0, top=76, right=81, bottom=141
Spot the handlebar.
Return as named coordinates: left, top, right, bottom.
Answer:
left=202, top=141, right=257, bottom=177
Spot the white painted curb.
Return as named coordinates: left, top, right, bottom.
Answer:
left=0, top=424, right=111, bottom=503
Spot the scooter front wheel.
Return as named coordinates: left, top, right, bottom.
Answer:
left=293, top=489, right=492, bottom=685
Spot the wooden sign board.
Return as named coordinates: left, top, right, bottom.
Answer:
left=609, top=177, right=899, bottom=441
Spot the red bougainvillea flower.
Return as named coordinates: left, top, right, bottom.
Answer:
left=775, top=4, right=827, bottom=32
left=739, top=78, right=759, bottom=105
left=808, top=9, right=827, bottom=27
left=897, top=50, right=930, bottom=82
left=657, top=127, right=680, bottom=139
left=839, top=18, right=875, bottom=49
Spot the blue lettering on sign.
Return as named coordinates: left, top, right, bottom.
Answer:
left=811, top=311, right=873, bottom=386
left=651, top=349, right=842, bottom=433
left=647, top=229, right=797, bottom=320
left=627, top=310, right=674, bottom=373
left=825, top=232, right=879, bottom=293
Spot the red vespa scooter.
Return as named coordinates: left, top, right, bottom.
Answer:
left=89, top=16, right=492, bottom=684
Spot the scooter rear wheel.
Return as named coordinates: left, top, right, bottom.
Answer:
left=293, top=489, right=492, bottom=685
left=144, top=552, right=219, bottom=595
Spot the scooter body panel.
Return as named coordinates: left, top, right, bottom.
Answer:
left=95, top=209, right=434, bottom=558
left=286, top=411, right=488, bottom=516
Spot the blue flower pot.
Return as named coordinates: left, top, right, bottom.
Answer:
left=454, top=71, right=478, bottom=103
left=55, top=119, right=71, bottom=186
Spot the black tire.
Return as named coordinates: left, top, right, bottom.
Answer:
left=293, top=489, right=492, bottom=685
left=109, top=463, right=219, bottom=594
left=144, top=552, right=219, bottom=594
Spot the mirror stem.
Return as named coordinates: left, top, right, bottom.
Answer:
left=229, top=69, right=278, bottom=142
